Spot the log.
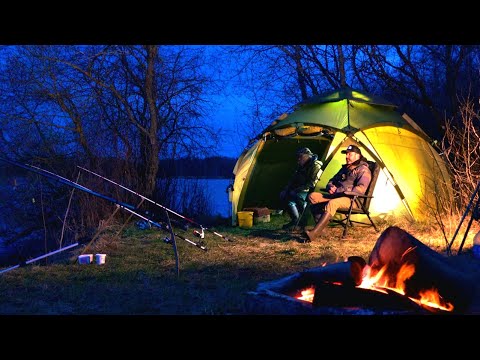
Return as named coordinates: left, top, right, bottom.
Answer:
left=312, top=282, right=429, bottom=313
left=255, top=256, right=367, bottom=299
left=301, top=256, right=366, bottom=287
left=368, top=226, right=476, bottom=313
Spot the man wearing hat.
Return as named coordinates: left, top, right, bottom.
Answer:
left=279, top=147, right=323, bottom=230
left=304, top=144, right=371, bottom=242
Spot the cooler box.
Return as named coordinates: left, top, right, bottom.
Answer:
left=244, top=207, right=271, bottom=224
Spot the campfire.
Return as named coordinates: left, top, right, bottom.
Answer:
left=296, top=260, right=454, bottom=313
left=246, top=226, right=476, bottom=315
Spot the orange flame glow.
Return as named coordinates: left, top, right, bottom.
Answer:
left=359, top=262, right=453, bottom=312
left=297, top=287, right=315, bottom=302
left=295, top=259, right=454, bottom=312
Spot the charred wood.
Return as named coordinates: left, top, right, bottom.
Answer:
left=312, top=282, right=430, bottom=313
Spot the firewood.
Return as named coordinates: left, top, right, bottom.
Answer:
left=368, top=226, right=476, bottom=313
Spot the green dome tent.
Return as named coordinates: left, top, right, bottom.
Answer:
left=229, top=87, right=453, bottom=226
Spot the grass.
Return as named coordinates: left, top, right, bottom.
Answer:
left=0, top=213, right=479, bottom=315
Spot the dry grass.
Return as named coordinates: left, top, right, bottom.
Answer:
left=0, top=213, right=479, bottom=315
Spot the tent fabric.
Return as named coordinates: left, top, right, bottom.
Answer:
left=230, top=87, right=453, bottom=226
left=302, top=87, right=397, bottom=107
left=266, top=100, right=424, bottom=138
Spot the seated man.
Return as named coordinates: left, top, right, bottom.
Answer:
left=303, top=144, right=371, bottom=242
left=279, top=147, right=322, bottom=230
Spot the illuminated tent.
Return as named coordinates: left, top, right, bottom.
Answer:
left=229, top=87, right=452, bottom=225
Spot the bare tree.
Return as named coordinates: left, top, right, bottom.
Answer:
left=0, top=45, right=219, bottom=246
left=222, top=45, right=354, bottom=143
left=356, top=45, right=480, bottom=139
left=441, top=94, right=480, bottom=209
left=223, top=44, right=480, bottom=148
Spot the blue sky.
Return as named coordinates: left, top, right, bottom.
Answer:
left=200, top=45, right=261, bottom=159
left=211, top=93, right=253, bottom=159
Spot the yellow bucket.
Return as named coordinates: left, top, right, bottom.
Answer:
left=237, top=211, right=254, bottom=228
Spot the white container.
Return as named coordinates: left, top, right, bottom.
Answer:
left=95, top=253, right=106, bottom=265
left=78, top=254, right=93, bottom=264
left=473, top=231, right=480, bottom=259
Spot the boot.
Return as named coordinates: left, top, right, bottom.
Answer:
left=282, top=203, right=299, bottom=230
left=304, top=212, right=332, bottom=242
left=303, top=212, right=322, bottom=232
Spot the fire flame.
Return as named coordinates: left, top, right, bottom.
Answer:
left=359, top=262, right=454, bottom=312
left=296, top=259, right=454, bottom=312
left=297, top=287, right=315, bottom=302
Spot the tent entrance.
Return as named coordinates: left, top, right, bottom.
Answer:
left=240, top=136, right=331, bottom=212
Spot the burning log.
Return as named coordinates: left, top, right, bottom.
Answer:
left=312, top=282, right=430, bottom=313
left=246, top=257, right=428, bottom=315
left=245, top=226, right=476, bottom=314
left=301, top=256, right=431, bottom=313
left=368, top=226, right=476, bottom=313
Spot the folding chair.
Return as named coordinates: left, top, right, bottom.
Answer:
left=330, top=161, right=380, bottom=239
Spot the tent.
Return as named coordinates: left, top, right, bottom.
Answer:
left=229, top=87, right=453, bottom=226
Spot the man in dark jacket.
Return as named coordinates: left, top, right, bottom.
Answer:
left=304, top=144, right=371, bottom=242
left=280, top=147, right=323, bottom=230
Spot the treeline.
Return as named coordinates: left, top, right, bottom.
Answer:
left=159, top=156, right=237, bottom=178
left=1, top=45, right=479, bottom=246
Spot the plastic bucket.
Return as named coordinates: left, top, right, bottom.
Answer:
left=78, top=254, right=93, bottom=264
left=95, top=253, right=107, bottom=265
left=238, top=211, right=254, bottom=228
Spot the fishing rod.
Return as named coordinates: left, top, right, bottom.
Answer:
left=1, top=157, right=206, bottom=250
left=120, top=205, right=207, bottom=251
left=0, top=242, right=79, bottom=275
left=447, top=180, right=480, bottom=256
left=0, top=157, right=136, bottom=211
left=77, top=165, right=235, bottom=242
left=0, top=157, right=204, bottom=275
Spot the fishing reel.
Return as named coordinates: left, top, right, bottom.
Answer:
left=193, top=227, right=205, bottom=239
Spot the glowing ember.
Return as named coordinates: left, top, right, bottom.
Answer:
left=297, top=287, right=315, bottom=302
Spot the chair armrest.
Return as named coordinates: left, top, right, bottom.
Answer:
left=319, top=189, right=373, bottom=198
left=343, top=191, right=373, bottom=198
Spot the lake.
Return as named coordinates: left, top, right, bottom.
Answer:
left=169, top=178, right=232, bottom=219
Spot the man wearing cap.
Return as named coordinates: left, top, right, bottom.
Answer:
left=304, top=144, right=371, bottom=242
left=279, top=147, right=323, bottom=230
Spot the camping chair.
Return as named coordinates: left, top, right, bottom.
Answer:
left=330, top=160, right=380, bottom=239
